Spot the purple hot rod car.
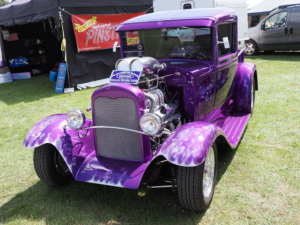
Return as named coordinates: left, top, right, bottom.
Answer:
left=24, top=8, right=258, bottom=211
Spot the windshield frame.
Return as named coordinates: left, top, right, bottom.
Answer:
left=119, top=26, right=213, bottom=61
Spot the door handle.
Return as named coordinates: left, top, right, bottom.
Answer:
left=285, top=28, right=288, bottom=34
left=290, top=27, right=293, bottom=34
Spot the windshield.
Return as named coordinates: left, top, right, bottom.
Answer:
left=120, top=27, right=212, bottom=61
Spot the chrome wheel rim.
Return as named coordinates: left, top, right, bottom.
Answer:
left=203, top=147, right=215, bottom=198
left=245, top=43, right=255, bottom=55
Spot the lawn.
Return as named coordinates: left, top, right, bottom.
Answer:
left=0, top=52, right=299, bottom=225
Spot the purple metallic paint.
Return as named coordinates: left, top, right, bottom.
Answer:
left=118, top=20, right=215, bottom=31
left=153, top=122, right=224, bottom=166
left=117, top=8, right=237, bottom=32
left=233, top=63, right=257, bottom=113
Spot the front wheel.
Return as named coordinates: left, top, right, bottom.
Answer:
left=33, top=144, right=72, bottom=186
left=177, top=144, right=218, bottom=211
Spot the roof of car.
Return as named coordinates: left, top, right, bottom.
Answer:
left=121, top=8, right=236, bottom=25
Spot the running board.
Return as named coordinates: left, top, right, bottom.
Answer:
left=221, top=113, right=251, bottom=146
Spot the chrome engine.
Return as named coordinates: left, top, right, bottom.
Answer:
left=89, top=56, right=183, bottom=156
left=127, top=57, right=182, bottom=150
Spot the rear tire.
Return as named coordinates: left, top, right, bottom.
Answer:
left=177, top=144, right=218, bottom=211
left=245, top=40, right=258, bottom=56
left=34, top=144, right=72, bottom=186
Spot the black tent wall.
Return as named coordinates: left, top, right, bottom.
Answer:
left=0, top=0, right=59, bottom=26
left=61, top=4, right=152, bottom=86
left=3, top=22, right=61, bottom=73
left=0, top=0, right=153, bottom=86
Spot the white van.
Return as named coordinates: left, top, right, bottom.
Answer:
left=246, top=4, right=300, bottom=55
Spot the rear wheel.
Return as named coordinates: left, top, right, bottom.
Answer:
left=34, top=144, right=72, bottom=186
left=245, top=40, right=258, bottom=56
left=177, top=144, right=218, bottom=211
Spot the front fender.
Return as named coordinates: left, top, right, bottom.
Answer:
left=153, top=122, right=224, bottom=167
left=23, top=114, right=150, bottom=189
left=23, top=114, right=96, bottom=175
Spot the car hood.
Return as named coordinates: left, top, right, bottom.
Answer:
left=158, top=59, right=212, bottom=76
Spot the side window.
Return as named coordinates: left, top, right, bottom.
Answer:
left=264, top=12, right=287, bottom=29
left=218, top=23, right=235, bottom=57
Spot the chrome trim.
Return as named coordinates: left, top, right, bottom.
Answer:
left=143, top=92, right=155, bottom=113
left=80, top=125, right=147, bottom=135
left=79, top=125, right=172, bottom=137
left=147, top=185, right=176, bottom=189
left=154, top=129, right=172, bottom=137
left=137, top=73, right=175, bottom=84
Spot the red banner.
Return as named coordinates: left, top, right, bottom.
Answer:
left=71, top=12, right=145, bottom=52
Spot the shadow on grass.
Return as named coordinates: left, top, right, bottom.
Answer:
left=0, top=181, right=203, bottom=224
left=0, top=75, right=59, bottom=105
left=0, top=144, right=237, bottom=225
left=216, top=143, right=238, bottom=185
left=245, top=51, right=300, bottom=62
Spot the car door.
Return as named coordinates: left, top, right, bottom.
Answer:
left=214, top=23, right=238, bottom=108
left=287, top=6, right=300, bottom=50
left=259, top=11, right=288, bottom=50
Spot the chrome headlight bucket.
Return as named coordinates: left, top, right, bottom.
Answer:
left=130, top=59, right=144, bottom=71
left=139, top=113, right=162, bottom=135
left=66, top=109, right=86, bottom=130
left=115, top=57, right=137, bottom=71
left=130, top=57, right=166, bottom=73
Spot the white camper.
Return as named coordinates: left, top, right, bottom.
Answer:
left=153, top=0, right=249, bottom=49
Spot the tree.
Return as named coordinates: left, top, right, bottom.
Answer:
left=0, top=0, right=9, bottom=6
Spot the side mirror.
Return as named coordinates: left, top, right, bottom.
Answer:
left=261, top=23, right=265, bottom=30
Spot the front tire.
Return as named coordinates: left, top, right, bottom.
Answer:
left=177, top=144, right=218, bottom=211
left=34, top=144, right=72, bottom=186
left=245, top=40, right=258, bottom=56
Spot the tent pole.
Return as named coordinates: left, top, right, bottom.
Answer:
left=59, top=11, right=71, bottom=88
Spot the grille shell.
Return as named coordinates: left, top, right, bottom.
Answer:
left=94, top=97, right=142, bottom=161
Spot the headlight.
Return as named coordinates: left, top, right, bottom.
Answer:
left=66, top=109, right=86, bottom=130
left=139, top=113, right=162, bottom=135
left=130, top=59, right=144, bottom=71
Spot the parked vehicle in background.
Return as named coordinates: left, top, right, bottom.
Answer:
left=153, top=0, right=249, bottom=49
left=24, top=8, right=258, bottom=212
left=246, top=4, right=300, bottom=56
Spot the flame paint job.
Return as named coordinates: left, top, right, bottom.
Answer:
left=153, top=122, right=224, bottom=166
left=23, top=114, right=149, bottom=189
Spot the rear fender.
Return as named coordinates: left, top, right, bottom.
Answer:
left=153, top=122, right=224, bottom=167
left=233, top=63, right=257, bottom=113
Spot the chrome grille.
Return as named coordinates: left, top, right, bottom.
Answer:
left=94, top=97, right=142, bottom=161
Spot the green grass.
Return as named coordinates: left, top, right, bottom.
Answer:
left=0, top=52, right=300, bottom=224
